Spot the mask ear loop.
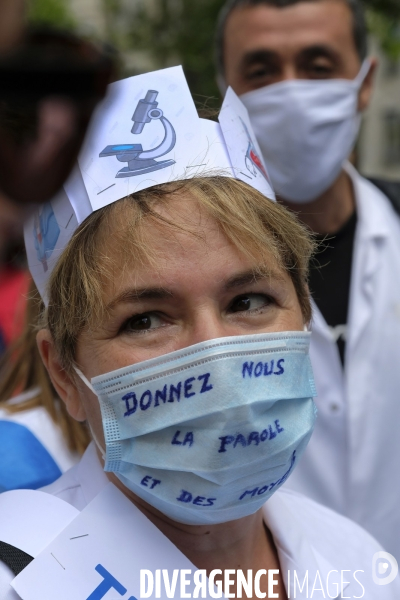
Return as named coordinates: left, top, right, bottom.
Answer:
left=74, top=365, right=96, bottom=394
left=73, top=365, right=106, bottom=460
left=89, top=427, right=107, bottom=462
left=355, top=58, right=372, bottom=87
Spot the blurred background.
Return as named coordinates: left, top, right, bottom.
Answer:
left=27, top=0, right=400, bottom=180
left=26, top=0, right=400, bottom=182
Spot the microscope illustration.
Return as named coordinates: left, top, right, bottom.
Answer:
left=240, top=118, right=269, bottom=181
left=100, top=90, right=177, bottom=177
left=33, top=202, right=60, bottom=273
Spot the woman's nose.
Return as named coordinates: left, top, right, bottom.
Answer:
left=186, top=308, right=233, bottom=346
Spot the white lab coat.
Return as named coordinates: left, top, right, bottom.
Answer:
left=284, top=163, right=400, bottom=561
left=0, top=443, right=398, bottom=599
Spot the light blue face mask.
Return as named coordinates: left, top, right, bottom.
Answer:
left=76, top=332, right=317, bottom=526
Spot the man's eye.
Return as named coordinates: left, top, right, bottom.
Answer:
left=305, top=61, right=335, bottom=78
left=229, top=294, right=272, bottom=313
left=247, top=66, right=268, bottom=79
left=246, top=65, right=277, bottom=81
left=122, top=313, right=164, bottom=333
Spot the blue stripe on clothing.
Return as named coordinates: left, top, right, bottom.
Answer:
left=0, top=420, right=62, bottom=491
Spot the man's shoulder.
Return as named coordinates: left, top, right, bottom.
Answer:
left=356, top=170, right=400, bottom=224
left=366, top=177, right=400, bottom=218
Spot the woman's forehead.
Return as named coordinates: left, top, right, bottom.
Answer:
left=98, top=195, right=286, bottom=301
left=102, top=193, right=222, bottom=258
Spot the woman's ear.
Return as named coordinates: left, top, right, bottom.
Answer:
left=36, top=329, right=87, bottom=422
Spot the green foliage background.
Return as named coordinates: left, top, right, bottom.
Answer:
left=28, top=0, right=400, bottom=104
left=27, top=0, right=76, bottom=28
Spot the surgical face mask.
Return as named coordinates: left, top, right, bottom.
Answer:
left=75, top=332, right=317, bottom=526
left=240, top=61, right=370, bottom=203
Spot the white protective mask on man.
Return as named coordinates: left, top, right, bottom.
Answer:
left=240, top=60, right=371, bottom=203
left=75, top=332, right=316, bottom=526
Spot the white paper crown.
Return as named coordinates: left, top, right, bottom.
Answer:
left=24, top=66, right=275, bottom=303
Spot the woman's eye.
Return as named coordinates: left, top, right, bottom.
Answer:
left=229, top=293, right=272, bottom=314
left=122, top=313, right=164, bottom=333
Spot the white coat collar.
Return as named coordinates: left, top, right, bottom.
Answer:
left=344, top=163, right=395, bottom=355
left=263, top=492, right=349, bottom=599
left=344, top=161, right=391, bottom=240
left=310, top=163, right=393, bottom=346
left=75, top=442, right=109, bottom=505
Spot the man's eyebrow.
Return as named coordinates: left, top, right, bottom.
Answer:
left=107, top=287, right=172, bottom=310
left=224, top=268, right=285, bottom=290
left=298, top=44, right=341, bottom=64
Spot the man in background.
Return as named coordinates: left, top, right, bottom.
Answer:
left=216, top=0, right=400, bottom=559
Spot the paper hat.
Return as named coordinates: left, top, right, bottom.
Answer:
left=24, top=65, right=275, bottom=304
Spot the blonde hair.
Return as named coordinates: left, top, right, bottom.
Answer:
left=0, top=278, right=90, bottom=454
left=45, top=177, right=315, bottom=372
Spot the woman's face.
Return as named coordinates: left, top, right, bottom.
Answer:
left=72, top=195, right=305, bottom=436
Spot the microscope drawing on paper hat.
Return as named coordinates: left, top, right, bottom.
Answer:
left=100, top=90, right=176, bottom=177
left=240, top=117, right=269, bottom=181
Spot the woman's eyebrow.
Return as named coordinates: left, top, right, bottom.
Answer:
left=224, top=268, right=285, bottom=290
left=107, top=287, right=172, bottom=310
left=107, top=269, right=284, bottom=309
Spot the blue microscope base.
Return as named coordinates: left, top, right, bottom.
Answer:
left=116, top=159, right=176, bottom=178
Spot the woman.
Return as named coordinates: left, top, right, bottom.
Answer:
left=4, top=177, right=391, bottom=598
left=0, top=70, right=397, bottom=599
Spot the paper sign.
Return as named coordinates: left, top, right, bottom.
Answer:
left=12, top=483, right=216, bottom=600
left=219, top=87, right=276, bottom=201
left=24, top=189, right=79, bottom=303
left=0, top=489, right=78, bottom=559
left=78, top=66, right=202, bottom=212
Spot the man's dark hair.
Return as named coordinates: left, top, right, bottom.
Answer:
left=215, top=0, right=367, bottom=78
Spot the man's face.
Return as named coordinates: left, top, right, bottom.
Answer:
left=0, top=0, right=24, bottom=54
left=223, top=0, right=363, bottom=95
